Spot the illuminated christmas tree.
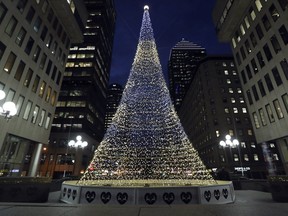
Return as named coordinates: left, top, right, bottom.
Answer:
left=79, top=6, right=214, bottom=184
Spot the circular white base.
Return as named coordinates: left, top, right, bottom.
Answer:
left=60, top=180, right=235, bottom=205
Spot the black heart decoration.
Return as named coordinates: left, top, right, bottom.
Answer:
left=67, top=189, right=72, bottom=198
left=163, top=192, right=175, bottom=205
left=101, top=192, right=112, bottom=204
left=180, top=192, right=192, bottom=204
left=204, top=190, right=211, bottom=202
left=144, top=193, right=157, bottom=205
left=214, top=189, right=220, bottom=200
left=116, top=192, right=128, bottom=205
left=72, top=190, right=77, bottom=200
left=63, top=187, right=67, bottom=197
left=222, top=189, right=229, bottom=199
left=85, top=191, right=96, bottom=203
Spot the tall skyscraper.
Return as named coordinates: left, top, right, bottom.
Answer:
left=213, top=0, right=288, bottom=174
left=41, top=0, right=116, bottom=178
left=0, top=0, right=87, bottom=177
left=179, top=56, right=283, bottom=178
left=168, top=39, right=206, bottom=111
left=104, top=83, right=123, bottom=130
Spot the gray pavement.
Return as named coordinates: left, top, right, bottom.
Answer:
left=0, top=190, right=287, bottom=216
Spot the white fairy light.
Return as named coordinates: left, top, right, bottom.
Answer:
left=78, top=6, right=214, bottom=184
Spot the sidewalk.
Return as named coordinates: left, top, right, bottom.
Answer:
left=0, top=190, right=287, bottom=216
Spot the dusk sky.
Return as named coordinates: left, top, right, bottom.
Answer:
left=109, top=0, right=232, bottom=86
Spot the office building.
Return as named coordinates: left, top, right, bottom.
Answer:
left=168, top=39, right=206, bottom=111
left=40, top=0, right=116, bottom=178
left=0, top=0, right=87, bottom=177
left=104, top=83, right=123, bottom=130
left=179, top=56, right=283, bottom=178
left=213, top=0, right=288, bottom=174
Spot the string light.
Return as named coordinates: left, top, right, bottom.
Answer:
left=78, top=6, right=215, bottom=185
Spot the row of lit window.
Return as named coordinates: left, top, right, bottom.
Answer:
left=215, top=129, right=253, bottom=138
left=68, top=53, right=95, bottom=59
left=65, top=62, right=93, bottom=68
left=252, top=94, right=288, bottom=128
left=0, top=83, right=52, bottom=129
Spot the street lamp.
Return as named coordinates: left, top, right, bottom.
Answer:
left=219, top=134, right=244, bottom=176
left=68, top=135, right=88, bottom=148
left=0, top=90, right=17, bottom=119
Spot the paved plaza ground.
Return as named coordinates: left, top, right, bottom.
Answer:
left=0, top=190, right=287, bottom=216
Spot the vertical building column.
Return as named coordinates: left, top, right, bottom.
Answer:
left=28, top=143, right=43, bottom=177
left=277, top=138, right=288, bottom=174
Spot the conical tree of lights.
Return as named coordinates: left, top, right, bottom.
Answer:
left=79, top=6, right=215, bottom=185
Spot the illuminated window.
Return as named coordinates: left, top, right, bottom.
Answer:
left=23, top=68, right=33, bottom=87
left=3, top=52, right=16, bottom=73
left=227, top=79, right=231, bottom=84
left=255, top=0, right=262, bottom=11
left=244, top=16, right=250, bottom=29
left=45, top=113, right=51, bottom=129
left=251, top=143, right=256, bottom=148
left=216, top=130, right=220, bottom=137
left=231, top=98, right=236, bottom=103
left=31, top=105, right=39, bottom=124
left=249, top=7, right=256, bottom=20
left=39, top=81, right=46, bottom=98
left=39, top=110, right=46, bottom=126
left=253, top=112, right=261, bottom=128
left=244, top=154, right=249, bottom=161
left=15, top=27, right=27, bottom=46
left=259, top=108, right=267, bottom=126
left=254, top=154, right=259, bottom=161
left=234, top=154, right=239, bottom=161
left=233, top=107, right=238, bottom=113
left=45, top=86, right=52, bottom=102
left=23, top=100, right=32, bottom=120
left=224, top=108, right=229, bottom=113
left=270, top=143, right=276, bottom=148
left=248, top=129, right=253, bottom=135
left=273, top=99, right=284, bottom=119
left=240, top=24, right=245, bottom=35
left=229, top=130, right=234, bottom=136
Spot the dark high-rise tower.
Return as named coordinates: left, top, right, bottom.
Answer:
left=41, top=0, right=116, bottom=178
left=168, top=39, right=206, bottom=111
left=104, top=83, right=123, bottom=130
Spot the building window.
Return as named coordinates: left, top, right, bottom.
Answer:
left=0, top=41, right=6, bottom=61
left=244, top=154, right=249, bottom=161
left=233, top=107, right=238, bottom=113
left=251, top=142, right=256, bottom=148
left=51, top=91, right=57, bottom=106
left=263, top=44, right=272, bottom=61
left=236, top=52, right=241, bottom=65
left=216, top=130, right=220, bottom=137
left=264, top=73, right=274, bottom=92
left=31, top=105, right=39, bottom=123
left=280, top=58, right=288, bottom=80
left=229, top=130, right=234, bottom=136
left=278, top=0, right=288, bottom=11
left=273, top=99, right=284, bottom=119
left=251, top=58, right=258, bottom=74
left=250, top=32, right=257, bottom=47
left=246, top=90, right=253, bottom=105
left=253, top=112, right=261, bottom=128
left=241, top=70, right=247, bottom=84
left=270, top=35, right=281, bottom=53
left=25, top=7, right=35, bottom=23
left=33, top=16, right=42, bottom=32
left=23, top=68, right=33, bottom=87
left=234, top=154, right=239, bottom=162
left=232, top=38, right=236, bottom=48
left=15, top=95, right=24, bottom=116
left=279, top=25, right=288, bottom=45
left=39, top=53, right=47, bottom=69
left=258, top=79, right=266, bottom=97
left=229, top=88, right=233, bottom=93
left=39, top=109, right=46, bottom=126
left=32, top=46, right=41, bottom=62
left=32, top=75, right=40, bottom=93
left=45, top=60, right=52, bottom=75
left=252, top=85, right=259, bottom=101
left=244, top=16, right=250, bottom=29
left=231, top=97, right=236, bottom=103
left=23, top=100, right=32, bottom=120
left=51, top=66, right=57, bottom=80
left=14, top=60, right=26, bottom=81
left=15, top=27, right=27, bottom=47
left=40, top=26, right=48, bottom=41
left=52, top=17, right=59, bottom=30
left=237, top=88, right=242, bottom=93
left=56, top=71, right=62, bottom=85
left=245, top=40, right=252, bottom=53
left=45, top=113, right=52, bottom=129
left=224, top=108, right=230, bottom=113
left=255, top=0, right=263, bottom=11
left=259, top=108, right=267, bottom=126
left=248, top=129, right=253, bottom=135
left=24, top=37, right=35, bottom=55
left=282, top=94, right=288, bottom=113
left=246, top=64, right=252, bottom=79
left=239, top=97, right=245, bottom=103
left=257, top=51, right=265, bottom=68
left=0, top=3, right=8, bottom=24
left=240, top=24, right=245, bottom=35
left=266, top=104, right=275, bottom=122
left=242, top=108, right=247, bottom=113
left=46, top=34, right=53, bottom=48
left=240, top=46, right=246, bottom=60
left=42, top=0, right=48, bottom=13
left=254, top=154, right=259, bottom=161
left=249, top=7, right=256, bottom=20
left=256, top=24, right=264, bottom=40
left=262, top=15, right=271, bottom=31
left=3, top=52, right=16, bottom=74
left=47, top=8, right=54, bottom=22
left=5, top=16, right=18, bottom=36
left=272, top=67, right=283, bottom=86
left=39, top=81, right=46, bottom=98
left=45, top=86, right=52, bottom=102
left=269, top=4, right=280, bottom=21
left=51, top=41, right=58, bottom=55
